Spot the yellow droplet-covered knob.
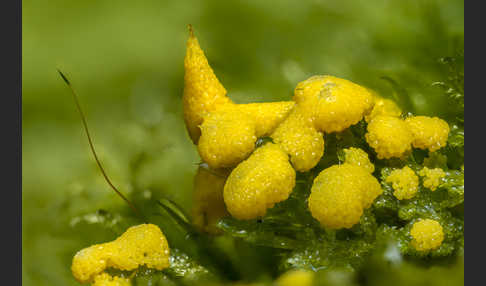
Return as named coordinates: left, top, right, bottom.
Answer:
left=294, top=75, right=374, bottom=133
left=308, top=164, right=382, bottom=229
left=405, top=116, right=450, bottom=152
left=385, top=166, right=419, bottom=200
left=223, top=143, right=296, bottom=220
left=365, top=115, right=413, bottom=159
left=410, top=219, right=444, bottom=251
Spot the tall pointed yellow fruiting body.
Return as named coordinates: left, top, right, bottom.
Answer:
left=183, top=26, right=232, bottom=144
left=192, top=164, right=230, bottom=234
left=223, top=143, right=296, bottom=220
left=410, top=219, right=444, bottom=251
left=71, top=224, right=170, bottom=284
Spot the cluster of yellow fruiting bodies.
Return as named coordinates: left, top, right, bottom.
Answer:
left=71, top=224, right=170, bottom=285
left=183, top=28, right=450, bottom=227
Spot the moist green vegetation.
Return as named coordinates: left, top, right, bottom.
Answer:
left=23, top=0, right=463, bottom=285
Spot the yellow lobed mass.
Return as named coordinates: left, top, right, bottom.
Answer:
left=410, top=219, right=444, bottom=251
left=223, top=143, right=296, bottom=220
left=237, top=101, right=295, bottom=137
left=405, top=116, right=450, bottom=152
left=192, top=164, right=230, bottom=234
left=385, top=166, right=419, bottom=200
left=343, top=147, right=375, bottom=173
left=198, top=104, right=258, bottom=169
left=275, top=269, right=314, bottom=286
left=365, top=115, right=413, bottom=159
left=91, top=273, right=131, bottom=286
left=308, top=164, right=382, bottom=229
left=271, top=109, right=324, bottom=172
left=419, top=167, right=446, bottom=191
left=365, top=96, right=402, bottom=123
left=71, top=224, right=170, bottom=284
left=293, top=75, right=374, bottom=133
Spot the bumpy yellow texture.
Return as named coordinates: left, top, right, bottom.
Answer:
left=365, top=96, right=402, bottom=123
left=198, top=104, right=257, bottom=168
left=271, top=109, right=324, bottom=172
left=405, top=116, right=450, bottom=152
left=419, top=167, right=446, bottom=191
left=343, top=147, right=375, bottom=173
left=386, top=166, right=419, bottom=200
left=410, top=219, right=444, bottom=251
left=223, top=143, right=296, bottom=220
left=183, top=28, right=232, bottom=144
left=365, top=115, right=413, bottom=159
left=192, top=165, right=230, bottom=234
left=294, top=75, right=374, bottom=133
left=197, top=102, right=295, bottom=169
left=308, top=164, right=382, bottom=229
left=275, top=269, right=314, bottom=286
left=91, top=273, right=131, bottom=286
left=237, top=102, right=295, bottom=137
left=71, top=224, right=170, bottom=283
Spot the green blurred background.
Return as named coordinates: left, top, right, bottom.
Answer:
left=22, top=0, right=463, bottom=285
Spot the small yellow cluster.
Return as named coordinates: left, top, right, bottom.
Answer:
left=223, top=143, right=296, bottom=219
left=365, top=114, right=450, bottom=159
left=71, top=224, right=170, bottom=284
left=419, top=167, right=446, bottom=191
left=343, top=147, right=375, bottom=173
left=410, top=219, right=444, bottom=251
left=365, top=115, right=413, bottom=159
left=385, top=166, right=419, bottom=200
left=275, top=269, right=314, bottom=286
left=91, top=273, right=130, bottom=286
left=308, top=163, right=382, bottom=229
left=405, top=116, right=450, bottom=152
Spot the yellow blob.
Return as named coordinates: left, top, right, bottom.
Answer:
left=71, top=224, right=170, bottom=283
left=365, top=96, right=402, bottom=123
left=365, top=115, right=413, bottom=159
left=418, top=167, right=446, bottom=191
left=183, top=27, right=232, bottom=144
left=223, top=143, right=296, bottom=220
left=343, top=147, right=375, bottom=173
left=410, top=219, right=444, bottom=251
left=237, top=101, right=295, bottom=137
left=92, top=273, right=131, bottom=286
left=405, top=116, right=450, bottom=152
left=294, top=75, right=374, bottom=133
left=198, top=104, right=257, bottom=169
left=275, top=269, right=314, bottom=286
left=308, top=164, right=382, bottom=229
left=192, top=164, right=230, bottom=234
left=271, top=109, right=324, bottom=172
left=385, top=166, right=419, bottom=200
